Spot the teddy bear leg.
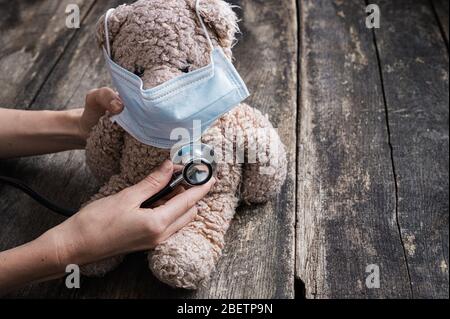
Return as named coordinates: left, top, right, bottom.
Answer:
left=237, top=104, right=288, bottom=204
left=80, top=174, right=131, bottom=277
left=148, top=193, right=238, bottom=289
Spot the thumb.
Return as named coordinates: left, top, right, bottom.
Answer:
left=83, top=88, right=122, bottom=124
left=96, top=87, right=123, bottom=114
left=124, top=160, right=174, bottom=204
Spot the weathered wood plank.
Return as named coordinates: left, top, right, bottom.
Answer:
left=1, top=0, right=297, bottom=298
left=0, top=0, right=96, bottom=107
left=0, top=0, right=124, bottom=299
left=296, top=0, right=412, bottom=298
left=195, top=0, right=297, bottom=299
left=431, top=0, right=449, bottom=45
left=373, top=0, right=449, bottom=299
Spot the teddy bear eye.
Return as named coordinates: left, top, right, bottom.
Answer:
left=180, top=60, right=192, bottom=73
left=134, top=64, right=145, bottom=77
left=180, top=66, right=190, bottom=73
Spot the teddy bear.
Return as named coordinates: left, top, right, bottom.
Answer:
left=82, top=0, right=287, bottom=289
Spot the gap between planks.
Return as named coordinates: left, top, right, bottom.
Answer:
left=365, top=0, right=414, bottom=297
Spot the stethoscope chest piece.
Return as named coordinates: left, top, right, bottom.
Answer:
left=172, top=143, right=216, bottom=186
left=140, top=143, right=216, bottom=208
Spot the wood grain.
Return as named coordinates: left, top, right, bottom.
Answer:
left=1, top=0, right=298, bottom=298
left=296, top=0, right=412, bottom=298
left=0, top=0, right=127, bottom=299
left=373, top=0, right=449, bottom=298
left=3, top=0, right=446, bottom=299
left=0, top=0, right=95, bottom=108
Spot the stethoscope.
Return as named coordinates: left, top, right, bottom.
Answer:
left=0, top=143, right=216, bottom=217
left=140, top=143, right=216, bottom=208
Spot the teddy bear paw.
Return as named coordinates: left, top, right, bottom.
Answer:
left=148, top=231, right=217, bottom=289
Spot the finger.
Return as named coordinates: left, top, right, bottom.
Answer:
left=123, top=160, right=174, bottom=204
left=97, top=87, right=123, bottom=113
left=151, top=177, right=215, bottom=226
left=159, top=206, right=198, bottom=243
left=159, top=185, right=186, bottom=202
left=173, top=164, right=184, bottom=173
left=82, top=88, right=120, bottom=130
left=149, top=199, right=167, bottom=209
left=110, top=99, right=124, bottom=114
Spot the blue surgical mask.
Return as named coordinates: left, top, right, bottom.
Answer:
left=103, top=0, right=250, bottom=149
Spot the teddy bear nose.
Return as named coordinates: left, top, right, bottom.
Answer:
left=134, top=65, right=145, bottom=77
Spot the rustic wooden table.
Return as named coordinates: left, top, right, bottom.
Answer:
left=0, top=0, right=448, bottom=299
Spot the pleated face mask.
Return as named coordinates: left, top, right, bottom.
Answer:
left=102, top=0, right=250, bottom=149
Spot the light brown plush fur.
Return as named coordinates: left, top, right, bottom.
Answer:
left=83, top=0, right=287, bottom=289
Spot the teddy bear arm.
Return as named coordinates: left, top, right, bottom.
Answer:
left=85, top=115, right=125, bottom=184
left=238, top=104, right=288, bottom=204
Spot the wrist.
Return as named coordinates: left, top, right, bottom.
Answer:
left=45, top=214, right=107, bottom=268
left=35, top=228, right=71, bottom=273
left=44, top=220, right=85, bottom=269
left=60, top=109, right=86, bottom=148
left=36, top=109, right=85, bottom=149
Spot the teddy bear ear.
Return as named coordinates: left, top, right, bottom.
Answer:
left=95, top=4, right=131, bottom=51
left=187, top=0, right=239, bottom=49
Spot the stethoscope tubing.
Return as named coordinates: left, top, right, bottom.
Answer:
left=140, top=174, right=184, bottom=208
left=0, top=145, right=216, bottom=217
left=0, top=176, right=77, bottom=217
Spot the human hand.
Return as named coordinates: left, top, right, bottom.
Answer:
left=0, top=90, right=123, bottom=158
left=77, top=87, right=124, bottom=140
left=47, top=160, right=215, bottom=268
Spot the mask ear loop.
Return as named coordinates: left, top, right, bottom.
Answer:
left=195, top=0, right=214, bottom=52
left=104, top=9, right=115, bottom=57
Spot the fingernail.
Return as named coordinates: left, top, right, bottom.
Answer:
left=111, top=101, right=123, bottom=113
left=162, top=160, right=173, bottom=172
